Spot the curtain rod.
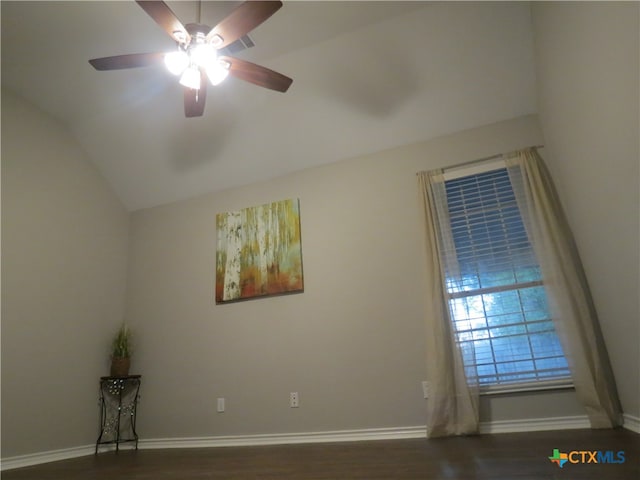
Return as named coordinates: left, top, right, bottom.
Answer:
left=441, top=144, right=544, bottom=172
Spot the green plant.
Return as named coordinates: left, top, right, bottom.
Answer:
left=111, top=323, right=132, bottom=358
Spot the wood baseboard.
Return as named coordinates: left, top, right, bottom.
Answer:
left=3, top=414, right=638, bottom=471
left=0, top=445, right=95, bottom=471
left=479, top=415, right=590, bottom=434
left=623, top=413, right=640, bottom=433
left=139, top=426, right=426, bottom=450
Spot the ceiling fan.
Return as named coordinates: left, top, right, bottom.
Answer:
left=89, top=0, right=293, bottom=117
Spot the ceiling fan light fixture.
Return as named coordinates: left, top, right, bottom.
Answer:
left=179, top=66, right=201, bottom=90
left=172, top=30, right=188, bottom=44
left=191, top=43, right=215, bottom=68
left=164, top=50, right=189, bottom=75
left=209, top=34, right=224, bottom=47
left=206, top=59, right=231, bottom=86
left=89, top=0, right=292, bottom=117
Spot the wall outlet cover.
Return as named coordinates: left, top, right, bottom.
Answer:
left=422, top=381, right=430, bottom=399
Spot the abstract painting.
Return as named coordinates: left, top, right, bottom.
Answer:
left=215, top=199, right=304, bottom=304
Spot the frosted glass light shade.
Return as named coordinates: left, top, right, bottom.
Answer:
left=206, top=60, right=230, bottom=86
left=191, top=43, right=215, bottom=68
left=164, top=51, right=189, bottom=75
left=179, top=67, right=201, bottom=90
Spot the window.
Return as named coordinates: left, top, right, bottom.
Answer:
left=439, top=165, right=571, bottom=391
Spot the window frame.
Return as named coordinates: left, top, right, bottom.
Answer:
left=441, top=160, right=573, bottom=395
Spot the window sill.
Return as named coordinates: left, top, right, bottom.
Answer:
left=479, top=380, right=574, bottom=396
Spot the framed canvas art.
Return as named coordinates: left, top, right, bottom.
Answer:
left=215, top=199, right=304, bottom=304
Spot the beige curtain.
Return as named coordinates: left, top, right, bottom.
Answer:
left=505, top=148, right=622, bottom=428
left=418, top=171, right=479, bottom=438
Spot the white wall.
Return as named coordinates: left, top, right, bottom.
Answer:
left=532, top=1, right=639, bottom=418
left=126, top=114, right=585, bottom=440
left=1, top=90, right=130, bottom=457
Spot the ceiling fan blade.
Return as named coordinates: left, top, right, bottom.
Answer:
left=184, top=70, right=208, bottom=117
left=207, top=1, right=282, bottom=48
left=221, top=56, right=292, bottom=93
left=89, top=53, right=165, bottom=71
left=136, top=0, right=191, bottom=44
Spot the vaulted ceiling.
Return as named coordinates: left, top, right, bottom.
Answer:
left=1, top=1, right=537, bottom=210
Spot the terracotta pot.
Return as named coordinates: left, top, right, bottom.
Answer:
left=110, top=356, right=131, bottom=377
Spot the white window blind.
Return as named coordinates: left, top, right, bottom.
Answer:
left=438, top=166, right=571, bottom=388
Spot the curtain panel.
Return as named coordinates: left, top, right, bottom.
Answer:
left=417, top=172, right=480, bottom=438
left=505, top=148, right=622, bottom=428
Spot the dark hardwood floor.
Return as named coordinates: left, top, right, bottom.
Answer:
left=2, top=428, right=638, bottom=479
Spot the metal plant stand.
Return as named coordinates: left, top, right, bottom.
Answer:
left=95, top=375, right=141, bottom=454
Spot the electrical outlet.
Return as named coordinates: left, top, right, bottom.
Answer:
left=217, top=397, right=225, bottom=413
left=290, top=392, right=299, bottom=408
left=422, top=381, right=430, bottom=399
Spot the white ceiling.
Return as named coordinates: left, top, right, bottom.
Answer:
left=1, top=1, right=537, bottom=211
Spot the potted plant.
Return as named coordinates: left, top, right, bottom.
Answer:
left=110, top=323, right=132, bottom=377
